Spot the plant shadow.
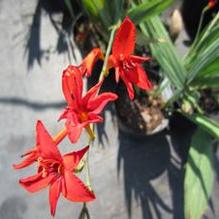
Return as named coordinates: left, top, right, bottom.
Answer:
left=0, top=97, right=65, bottom=111
left=117, top=118, right=195, bottom=219
left=25, top=0, right=81, bottom=69
left=87, top=61, right=118, bottom=147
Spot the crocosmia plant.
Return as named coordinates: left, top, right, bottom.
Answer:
left=13, top=0, right=219, bottom=217
left=13, top=17, right=152, bottom=217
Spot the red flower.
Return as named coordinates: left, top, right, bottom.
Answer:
left=80, top=48, right=104, bottom=77
left=13, top=121, right=67, bottom=170
left=208, top=0, right=216, bottom=8
left=60, top=65, right=118, bottom=143
left=14, top=121, right=95, bottom=217
left=108, top=17, right=152, bottom=100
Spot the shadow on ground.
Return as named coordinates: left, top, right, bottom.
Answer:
left=117, top=121, right=195, bottom=219
left=87, top=61, right=118, bottom=147
left=25, top=0, right=81, bottom=69
left=0, top=196, right=27, bottom=219
left=0, top=97, right=65, bottom=111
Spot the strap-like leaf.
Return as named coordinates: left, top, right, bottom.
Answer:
left=184, top=128, right=214, bottom=219
left=81, top=0, right=110, bottom=29
left=193, top=76, right=219, bottom=88
left=128, top=0, right=173, bottom=25
left=184, top=14, right=219, bottom=85
left=184, top=112, right=219, bottom=139
left=140, top=16, right=187, bottom=91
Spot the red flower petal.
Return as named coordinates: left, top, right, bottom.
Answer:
left=62, top=65, right=83, bottom=108
left=87, top=113, right=103, bottom=123
left=62, top=171, right=95, bottom=202
left=130, top=55, right=151, bottom=64
left=80, top=48, right=104, bottom=77
left=58, top=108, right=69, bottom=121
left=13, top=150, right=37, bottom=169
left=66, top=121, right=83, bottom=143
left=112, top=17, right=136, bottom=57
left=115, top=67, right=120, bottom=83
left=19, top=172, right=54, bottom=193
left=135, top=65, right=153, bottom=91
left=63, top=110, right=90, bottom=143
left=87, top=93, right=118, bottom=114
left=107, top=55, right=115, bottom=70
left=125, top=68, right=139, bottom=84
left=82, top=80, right=102, bottom=107
left=49, top=179, right=62, bottom=217
left=122, top=76, right=135, bottom=100
left=63, top=146, right=89, bottom=171
left=36, top=121, right=62, bottom=161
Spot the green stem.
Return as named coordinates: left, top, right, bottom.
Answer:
left=85, top=149, right=92, bottom=191
left=84, top=124, right=96, bottom=189
left=183, top=12, right=219, bottom=74
left=99, top=22, right=120, bottom=82
left=84, top=21, right=120, bottom=191
left=192, top=7, right=208, bottom=47
left=184, top=7, right=208, bottom=63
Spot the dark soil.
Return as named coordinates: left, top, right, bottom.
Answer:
left=115, top=82, right=166, bottom=135
left=200, top=89, right=219, bottom=114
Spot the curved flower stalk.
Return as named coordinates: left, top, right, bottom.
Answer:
left=13, top=16, right=152, bottom=217
left=13, top=121, right=95, bottom=217
left=59, top=65, right=118, bottom=143
left=108, top=17, right=153, bottom=100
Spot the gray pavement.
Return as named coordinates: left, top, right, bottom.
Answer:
left=0, top=0, right=219, bottom=219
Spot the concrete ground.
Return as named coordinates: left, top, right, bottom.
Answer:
left=0, top=0, right=219, bottom=219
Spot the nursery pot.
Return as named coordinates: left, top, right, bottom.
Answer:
left=115, top=82, right=168, bottom=137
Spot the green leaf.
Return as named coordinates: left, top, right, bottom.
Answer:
left=81, top=0, right=104, bottom=18
left=185, top=15, right=219, bottom=67
left=184, top=14, right=219, bottom=83
left=186, top=41, right=219, bottom=84
left=81, top=0, right=125, bottom=34
left=140, top=16, right=187, bottom=91
left=81, top=0, right=111, bottom=29
left=105, top=0, right=125, bottom=24
left=128, top=0, right=173, bottom=25
left=184, top=128, right=214, bottom=219
left=64, top=0, right=75, bottom=19
left=193, top=76, right=219, bottom=88
left=185, top=113, right=219, bottom=139
left=195, top=56, right=219, bottom=79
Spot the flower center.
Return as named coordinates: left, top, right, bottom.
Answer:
left=79, top=112, right=88, bottom=123
left=119, top=56, right=136, bottom=73
left=37, top=157, right=63, bottom=177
